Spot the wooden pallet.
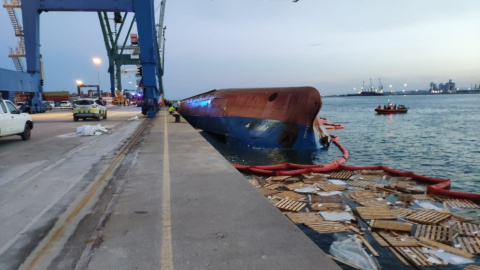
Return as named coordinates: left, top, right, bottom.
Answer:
left=352, top=174, right=383, bottom=182
left=348, top=190, right=378, bottom=202
left=310, top=203, right=344, bottom=211
left=393, top=247, right=445, bottom=267
left=302, top=177, right=328, bottom=184
left=266, top=175, right=290, bottom=182
left=317, top=184, right=348, bottom=192
left=454, top=222, right=480, bottom=237
left=274, top=198, right=306, bottom=212
left=412, top=194, right=433, bottom=201
left=264, top=183, right=284, bottom=190
left=348, top=180, right=376, bottom=189
left=453, top=236, right=480, bottom=254
left=284, top=212, right=324, bottom=224
left=328, top=170, right=354, bottom=180
left=256, top=188, right=280, bottom=197
left=372, top=232, right=418, bottom=247
left=285, top=182, right=306, bottom=191
left=444, top=198, right=480, bottom=209
left=391, top=207, right=414, bottom=217
left=418, top=237, right=474, bottom=259
left=356, top=206, right=397, bottom=220
left=273, top=191, right=306, bottom=201
left=285, top=176, right=302, bottom=182
left=356, top=198, right=390, bottom=207
left=414, top=224, right=452, bottom=243
left=371, top=220, right=413, bottom=232
left=406, top=210, right=451, bottom=225
left=310, top=194, right=343, bottom=204
left=464, top=265, right=480, bottom=270
left=304, top=221, right=349, bottom=234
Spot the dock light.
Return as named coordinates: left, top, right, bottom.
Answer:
left=76, top=80, right=84, bottom=96
left=92, top=57, right=101, bottom=65
left=92, top=57, right=102, bottom=91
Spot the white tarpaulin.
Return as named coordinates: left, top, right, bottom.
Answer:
left=76, top=125, right=109, bottom=136
left=295, top=187, right=320, bottom=193
left=320, top=211, right=355, bottom=221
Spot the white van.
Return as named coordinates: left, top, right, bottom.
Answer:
left=45, top=101, right=55, bottom=109
left=59, top=101, right=72, bottom=108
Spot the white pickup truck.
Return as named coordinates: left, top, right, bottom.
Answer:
left=0, top=98, right=34, bottom=140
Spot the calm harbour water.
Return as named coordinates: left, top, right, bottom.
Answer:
left=204, top=94, right=480, bottom=194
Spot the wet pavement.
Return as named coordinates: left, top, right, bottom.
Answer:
left=0, top=107, right=341, bottom=270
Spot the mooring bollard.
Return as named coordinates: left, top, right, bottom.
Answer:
left=173, top=113, right=181, bottom=122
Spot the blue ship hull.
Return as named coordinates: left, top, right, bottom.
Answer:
left=183, top=115, right=322, bottom=149
left=179, top=87, right=328, bottom=149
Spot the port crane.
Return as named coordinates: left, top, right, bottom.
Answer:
left=0, top=0, right=165, bottom=117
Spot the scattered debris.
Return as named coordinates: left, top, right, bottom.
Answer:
left=414, top=224, right=453, bottom=243
left=274, top=198, right=306, bottom=212
left=284, top=212, right=324, bottom=224
left=319, top=211, right=355, bottom=221
left=370, top=220, right=413, bottom=232
left=75, top=124, right=109, bottom=136
left=406, top=210, right=452, bottom=225
left=244, top=169, right=480, bottom=268
left=329, top=235, right=379, bottom=270
left=306, top=220, right=350, bottom=234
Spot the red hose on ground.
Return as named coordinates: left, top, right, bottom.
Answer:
left=232, top=135, right=346, bottom=176
left=232, top=136, right=480, bottom=202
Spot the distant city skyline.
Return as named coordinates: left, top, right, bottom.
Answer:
left=1, top=0, right=480, bottom=99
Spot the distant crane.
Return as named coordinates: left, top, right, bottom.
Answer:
left=97, top=0, right=166, bottom=107
left=378, top=78, right=384, bottom=92
left=3, top=0, right=25, bottom=72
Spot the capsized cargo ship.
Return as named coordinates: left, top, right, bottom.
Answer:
left=178, top=86, right=330, bottom=149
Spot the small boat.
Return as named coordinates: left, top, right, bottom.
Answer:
left=178, top=86, right=330, bottom=149
left=375, top=104, right=408, bottom=114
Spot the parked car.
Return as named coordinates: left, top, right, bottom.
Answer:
left=0, top=98, right=33, bottom=140
left=59, top=101, right=72, bottom=108
left=72, top=98, right=107, bottom=121
left=16, top=102, right=31, bottom=113
left=44, top=101, right=55, bottom=110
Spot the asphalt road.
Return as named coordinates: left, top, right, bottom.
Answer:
left=1, top=106, right=341, bottom=270
left=0, top=106, right=143, bottom=270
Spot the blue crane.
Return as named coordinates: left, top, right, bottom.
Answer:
left=1, top=0, right=163, bottom=117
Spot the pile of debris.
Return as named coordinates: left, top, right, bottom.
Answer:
left=246, top=169, right=480, bottom=269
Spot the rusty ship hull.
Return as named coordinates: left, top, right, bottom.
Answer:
left=178, top=87, right=328, bottom=149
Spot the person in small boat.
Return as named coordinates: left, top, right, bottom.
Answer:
left=377, top=105, right=381, bottom=109
left=384, top=105, right=387, bottom=109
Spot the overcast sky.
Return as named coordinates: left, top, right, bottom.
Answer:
left=1, top=0, right=479, bottom=99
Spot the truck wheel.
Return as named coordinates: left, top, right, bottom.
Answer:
left=74, top=116, right=79, bottom=122
left=103, top=111, right=107, bottom=119
left=21, top=124, right=31, bottom=140
left=96, top=114, right=101, bottom=121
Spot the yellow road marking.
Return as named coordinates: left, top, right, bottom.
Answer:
left=23, top=119, right=148, bottom=270
left=161, top=112, right=174, bottom=269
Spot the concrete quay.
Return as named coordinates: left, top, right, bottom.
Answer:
left=0, top=107, right=341, bottom=270
left=85, top=110, right=341, bottom=270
